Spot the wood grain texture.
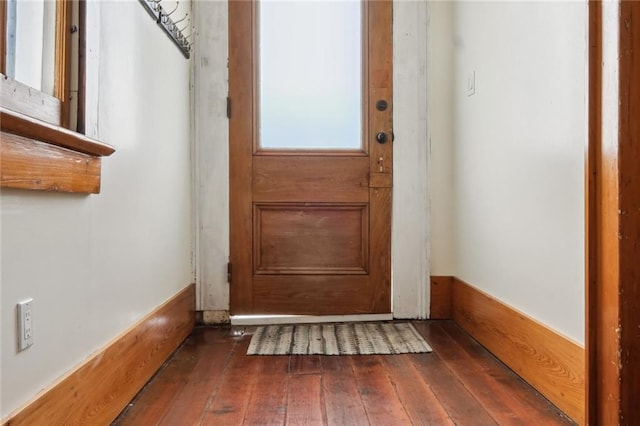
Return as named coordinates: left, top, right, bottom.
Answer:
left=320, top=356, right=369, bottom=426
left=0, top=107, right=115, bottom=156
left=416, top=321, right=569, bottom=425
left=368, top=187, right=391, bottom=312
left=156, top=340, right=235, bottom=426
left=253, top=156, right=369, bottom=203
left=368, top=172, right=392, bottom=188
left=589, top=2, right=640, bottom=424
left=366, top=0, right=393, bottom=314
left=254, top=204, right=368, bottom=275
left=617, top=3, right=640, bottom=421
left=251, top=275, right=378, bottom=315
left=229, top=0, right=393, bottom=316
left=1, top=132, right=101, bottom=193
left=410, top=355, right=496, bottom=426
left=114, top=322, right=573, bottom=425
left=241, top=356, right=289, bottom=425
left=351, top=356, right=412, bottom=424
left=586, top=3, right=640, bottom=420
left=585, top=1, right=600, bottom=422
left=286, top=375, right=325, bottom=425
left=437, top=321, right=571, bottom=422
left=594, top=4, right=622, bottom=424
left=430, top=275, right=453, bottom=319
left=0, top=77, right=61, bottom=125
left=228, top=0, right=254, bottom=314
left=3, top=284, right=195, bottom=426
left=114, top=344, right=202, bottom=426
left=381, top=351, right=455, bottom=425
left=409, top=348, right=499, bottom=426
left=289, top=355, right=321, bottom=375
left=200, top=338, right=256, bottom=425
left=452, top=278, right=585, bottom=424
left=54, top=0, right=72, bottom=128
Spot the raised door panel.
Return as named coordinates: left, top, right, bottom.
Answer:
left=254, top=204, right=369, bottom=275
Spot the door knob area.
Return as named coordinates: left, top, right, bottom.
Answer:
left=376, top=132, right=388, bottom=144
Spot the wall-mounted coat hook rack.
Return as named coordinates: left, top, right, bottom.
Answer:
left=139, top=0, right=191, bottom=59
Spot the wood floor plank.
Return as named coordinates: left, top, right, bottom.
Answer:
left=156, top=337, right=235, bottom=426
left=351, top=355, right=412, bottom=425
left=321, top=356, right=369, bottom=426
left=242, top=355, right=289, bottom=425
left=286, top=374, right=326, bottom=425
left=381, top=354, right=455, bottom=425
left=114, top=343, right=200, bottom=425
left=113, top=322, right=573, bottom=425
left=200, top=337, right=256, bottom=425
left=437, top=321, right=574, bottom=424
left=408, top=329, right=499, bottom=426
left=416, top=321, right=540, bottom=425
left=289, top=355, right=322, bottom=375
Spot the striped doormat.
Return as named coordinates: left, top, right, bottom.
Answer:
left=247, top=322, right=432, bottom=355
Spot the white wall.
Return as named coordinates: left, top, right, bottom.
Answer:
left=427, top=1, right=455, bottom=276
left=194, top=1, right=431, bottom=318
left=1, top=0, right=193, bottom=418
left=451, top=1, right=587, bottom=344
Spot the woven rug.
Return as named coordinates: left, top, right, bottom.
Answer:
left=247, top=322, right=432, bottom=355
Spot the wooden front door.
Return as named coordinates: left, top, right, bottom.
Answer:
left=229, top=0, right=393, bottom=315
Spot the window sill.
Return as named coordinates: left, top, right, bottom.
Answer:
left=1, top=107, right=115, bottom=194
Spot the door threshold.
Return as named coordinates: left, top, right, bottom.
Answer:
left=230, top=313, right=393, bottom=326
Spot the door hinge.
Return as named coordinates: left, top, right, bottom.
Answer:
left=226, top=97, right=232, bottom=119
left=227, top=262, right=232, bottom=284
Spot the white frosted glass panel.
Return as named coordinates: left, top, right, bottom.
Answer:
left=259, top=0, right=362, bottom=150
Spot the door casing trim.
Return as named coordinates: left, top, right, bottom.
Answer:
left=193, top=0, right=430, bottom=318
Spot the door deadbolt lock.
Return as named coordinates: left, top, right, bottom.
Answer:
left=376, top=132, right=388, bottom=144
left=376, top=100, right=388, bottom=111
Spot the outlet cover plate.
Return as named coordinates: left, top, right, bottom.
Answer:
left=17, top=299, right=34, bottom=351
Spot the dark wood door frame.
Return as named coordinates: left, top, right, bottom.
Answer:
left=587, top=1, right=640, bottom=424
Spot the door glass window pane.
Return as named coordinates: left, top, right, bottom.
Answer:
left=259, top=0, right=362, bottom=150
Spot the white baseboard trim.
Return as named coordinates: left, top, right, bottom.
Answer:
left=230, top=313, right=393, bottom=326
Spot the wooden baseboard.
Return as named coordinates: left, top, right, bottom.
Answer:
left=451, top=278, right=585, bottom=424
left=3, top=284, right=196, bottom=425
left=429, top=276, right=453, bottom=319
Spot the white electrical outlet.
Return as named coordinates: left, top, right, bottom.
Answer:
left=17, top=299, right=34, bottom=351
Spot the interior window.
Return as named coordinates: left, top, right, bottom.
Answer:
left=1, top=0, right=115, bottom=195
left=4, top=0, right=56, bottom=96
left=1, top=0, right=75, bottom=128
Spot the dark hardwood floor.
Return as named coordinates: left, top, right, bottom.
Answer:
left=113, top=320, right=574, bottom=425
